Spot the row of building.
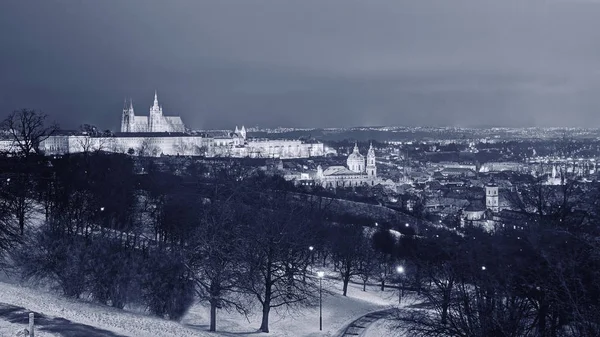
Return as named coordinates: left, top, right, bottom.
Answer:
left=35, top=92, right=325, bottom=159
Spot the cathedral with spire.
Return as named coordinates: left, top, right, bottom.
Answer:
left=315, top=142, right=379, bottom=188
left=121, top=91, right=186, bottom=133
left=40, top=91, right=325, bottom=158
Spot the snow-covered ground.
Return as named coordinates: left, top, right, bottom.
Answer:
left=0, top=271, right=414, bottom=337
left=363, top=318, right=402, bottom=337
left=0, top=318, right=59, bottom=337
left=184, top=273, right=413, bottom=337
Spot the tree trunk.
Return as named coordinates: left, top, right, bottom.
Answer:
left=342, top=269, right=350, bottom=297
left=441, top=292, right=450, bottom=325
left=260, top=302, right=271, bottom=333
left=363, top=279, right=367, bottom=291
left=260, top=269, right=272, bottom=333
left=381, top=279, right=385, bottom=291
left=209, top=300, right=217, bottom=332
left=18, top=202, right=25, bottom=235
left=538, top=300, right=548, bottom=337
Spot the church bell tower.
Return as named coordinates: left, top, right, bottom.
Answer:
left=121, top=99, right=135, bottom=132
left=366, top=142, right=377, bottom=178
left=485, top=179, right=499, bottom=213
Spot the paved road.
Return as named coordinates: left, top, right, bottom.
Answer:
left=336, top=308, right=398, bottom=337
left=0, top=303, right=129, bottom=337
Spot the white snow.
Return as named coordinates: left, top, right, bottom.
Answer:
left=0, top=273, right=413, bottom=337
left=0, top=318, right=59, bottom=337
left=363, top=318, right=403, bottom=337
left=184, top=276, right=407, bottom=337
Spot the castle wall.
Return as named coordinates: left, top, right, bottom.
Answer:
left=40, top=134, right=324, bottom=159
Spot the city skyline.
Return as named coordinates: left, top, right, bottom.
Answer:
left=3, top=0, right=600, bottom=130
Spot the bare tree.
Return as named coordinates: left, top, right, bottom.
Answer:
left=240, top=187, right=318, bottom=333
left=138, top=138, right=158, bottom=157
left=1, top=109, right=58, bottom=234
left=331, top=224, right=366, bottom=296
left=1, top=109, right=58, bottom=157
left=186, top=187, right=248, bottom=332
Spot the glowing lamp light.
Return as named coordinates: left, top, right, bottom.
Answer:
left=317, top=271, right=325, bottom=278
left=396, top=266, right=405, bottom=274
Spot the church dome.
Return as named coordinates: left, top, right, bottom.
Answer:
left=346, top=143, right=365, bottom=173
left=347, top=151, right=364, bottom=162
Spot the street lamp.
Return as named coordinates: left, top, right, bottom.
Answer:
left=396, top=266, right=405, bottom=304
left=481, top=266, right=486, bottom=271
left=317, top=271, right=325, bottom=331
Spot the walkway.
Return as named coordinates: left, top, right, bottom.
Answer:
left=336, top=308, right=398, bottom=337
left=0, top=303, right=129, bottom=337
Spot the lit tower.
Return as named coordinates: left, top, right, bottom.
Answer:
left=121, top=99, right=135, bottom=132
left=485, top=178, right=499, bottom=213
left=366, top=142, right=377, bottom=178
left=149, top=90, right=163, bottom=132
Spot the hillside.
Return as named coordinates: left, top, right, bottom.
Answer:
left=0, top=273, right=411, bottom=337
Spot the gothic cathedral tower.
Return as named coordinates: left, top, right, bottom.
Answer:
left=148, top=90, right=163, bottom=132
left=121, top=99, right=135, bottom=132
left=485, top=180, right=499, bottom=213
left=366, top=142, right=377, bottom=177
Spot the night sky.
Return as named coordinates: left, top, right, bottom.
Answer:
left=2, top=0, right=600, bottom=130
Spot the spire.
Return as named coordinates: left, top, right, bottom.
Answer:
left=129, top=98, right=134, bottom=112
left=153, top=90, right=158, bottom=106
left=367, top=142, right=375, bottom=158
left=353, top=142, right=359, bottom=153
left=235, top=126, right=239, bottom=133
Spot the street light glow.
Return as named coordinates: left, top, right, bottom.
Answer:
left=405, top=223, right=409, bottom=227
left=396, top=266, right=405, bottom=274
left=317, top=271, right=325, bottom=278
left=481, top=266, right=486, bottom=271
left=309, top=246, right=314, bottom=251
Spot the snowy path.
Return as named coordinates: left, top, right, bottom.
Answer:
left=0, top=303, right=128, bottom=337
left=335, top=308, right=398, bottom=337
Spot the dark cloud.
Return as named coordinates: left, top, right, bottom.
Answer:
left=1, top=0, right=600, bottom=129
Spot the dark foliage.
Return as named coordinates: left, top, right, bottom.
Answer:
left=141, top=250, right=195, bottom=321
